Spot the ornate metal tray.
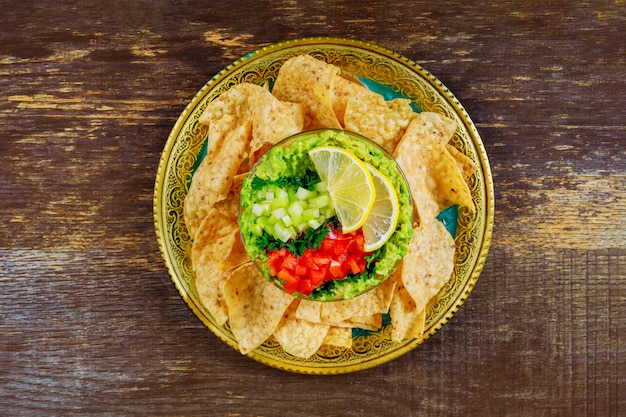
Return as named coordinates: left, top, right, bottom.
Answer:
left=154, top=37, right=494, bottom=374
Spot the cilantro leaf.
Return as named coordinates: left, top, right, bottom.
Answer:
left=250, top=169, right=321, bottom=191
left=252, top=217, right=336, bottom=257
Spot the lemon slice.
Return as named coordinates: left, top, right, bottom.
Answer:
left=362, top=164, right=400, bottom=251
left=308, top=146, right=375, bottom=233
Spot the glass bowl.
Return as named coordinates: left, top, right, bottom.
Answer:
left=238, top=128, right=414, bottom=301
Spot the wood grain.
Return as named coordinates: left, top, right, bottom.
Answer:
left=1, top=0, right=624, bottom=415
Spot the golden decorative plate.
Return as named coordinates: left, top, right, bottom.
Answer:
left=153, top=37, right=494, bottom=374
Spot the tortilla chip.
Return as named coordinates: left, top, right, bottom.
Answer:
left=184, top=120, right=250, bottom=239
left=332, top=75, right=377, bottom=126
left=322, top=326, right=353, bottom=348
left=401, top=221, right=456, bottom=317
left=295, top=299, right=322, bottom=322
left=319, top=277, right=396, bottom=323
left=191, top=209, right=245, bottom=325
left=394, top=114, right=474, bottom=222
left=245, top=83, right=304, bottom=162
left=273, top=300, right=330, bottom=358
left=446, top=144, right=478, bottom=179
left=389, top=266, right=426, bottom=342
left=198, top=83, right=257, bottom=160
left=222, top=263, right=294, bottom=354
left=272, top=54, right=342, bottom=130
left=283, top=101, right=305, bottom=131
left=211, top=172, right=247, bottom=222
left=344, top=93, right=416, bottom=152
left=410, top=111, right=458, bottom=145
left=339, top=314, right=382, bottom=331
left=198, top=82, right=303, bottom=172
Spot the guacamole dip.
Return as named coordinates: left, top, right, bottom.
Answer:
left=239, top=129, right=414, bottom=301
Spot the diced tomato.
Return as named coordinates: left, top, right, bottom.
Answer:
left=353, top=234, right=365, bottom=251
left=313, top=256, right=330, bottom=267
left=309, top=268, right=325, bottom=286
left=295, top=264, right=308, bottom=276
left=333, top=239, right=350, bottom=255
left=358, top=259, right=367, bottom=273
left=277, top=268, right=297, bottom=284
left=329, top=261, right=343, bottom=278
left=283, top=280, right=298, bottom=294
left=348, top=257, right=360, bottom=274
left=268, top=253, right=283, bottom=276
left=322, top=239, right=335, bottom=252
left=302, top=252, right=319, bottom=270
left=297, top=279, right=313, bottom=296
left=265, top=225, right=376, bottom=296
left=282, top=255, right=299, bottom=271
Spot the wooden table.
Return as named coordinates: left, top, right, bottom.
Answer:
left=1, top=1, right=624, bottom=415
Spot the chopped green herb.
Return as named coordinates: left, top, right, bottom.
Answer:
left=250, top=169, right=321, bottom=191
left=253, top=217, right=336, bottom=257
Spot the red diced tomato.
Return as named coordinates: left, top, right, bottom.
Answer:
left=333, top=239, right=350, bottom=255
left=349, top=257, right=360, bottom=274
left=302, top=254, right=319, bottom=270
left=353, top=234, right=365, bottom=251
left=267, top=226, right=375, bottom=295
left=282, top=255, right=299, bottom=271
left=313, top=256, right=330, bottom=267
left=329, top=262, right=343, bottom=278
left=358, top=259, right=367, bottom=273
left=283, top=280, right=298, bottom=294
left=336, top=253, right=348, bottom=264
left=322, top=239, right=335, bottom=252
left=295, top=264, right=308, bottom=276
left=297, top=279, right=313, bottom=296
left=309, top=267, right=327, bottom=286
left=340, top=261, right=351, bottom=275
left=278, top=268, right=297, bottom=284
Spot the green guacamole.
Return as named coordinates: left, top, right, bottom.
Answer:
left=239, top=129, right=414, bottom=301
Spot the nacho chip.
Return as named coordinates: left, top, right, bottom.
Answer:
left=344, top=93, right=416, bottom=152
left=389, top=267, right=426, bottom=342
left=184, top=121, right=250, bottom=239
left=198, top=85, right=251, bottom=159
left=199, top=82, right=303, bottom=171
left=191, top=209, right=246, bottom=325
left=446, top=144, right=478, bottom=179
left=245, top=83, right=304, bottom=162
left=401, top=221, right=456, bottom=318
left=411, top=111, right=458, bottom=145
left=322, top=326, right=353, bottom=349
left=273, top=300, right=330, bottom=358
left=332, top=75, right=377, bottom=126
left=272, top=54, right=341, bottom=130
left=222, top=263, right=294, bottom=354
left=339, top=314, right=382, bottom=331
left=295, top=299, right=322, bottom=322
left=394, top=113, right=474, bottom=221
left=319, top=277, right=396, bottom=323
left=211, top=172, right=247, bottom=222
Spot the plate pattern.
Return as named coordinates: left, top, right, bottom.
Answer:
left=154, top=37, right=494, bottom=374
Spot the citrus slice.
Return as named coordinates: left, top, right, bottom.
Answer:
left=308, top=146, right=375, bottom=233
left=362, top=164, right=400, bottom=251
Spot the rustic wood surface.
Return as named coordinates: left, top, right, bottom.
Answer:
left=1, top=1, right=624, bottom=415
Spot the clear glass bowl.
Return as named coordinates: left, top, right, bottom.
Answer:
left=238, top=128, right=414, bottom=301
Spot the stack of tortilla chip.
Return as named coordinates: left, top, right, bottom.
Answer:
left=183, top=54, right=477, bottom=357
